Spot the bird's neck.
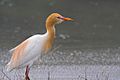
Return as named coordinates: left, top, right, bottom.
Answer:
left=46, top=23, right=56, bottom=38
left=44, top=22, right=56, bottom=53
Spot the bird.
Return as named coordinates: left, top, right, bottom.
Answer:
left=6, top=13, right=73, bottom=80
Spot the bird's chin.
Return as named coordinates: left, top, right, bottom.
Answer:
left=56, top=20, right=64, bottom=24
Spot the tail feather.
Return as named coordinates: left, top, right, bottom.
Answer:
left=6, top=62, right=13, bottom=72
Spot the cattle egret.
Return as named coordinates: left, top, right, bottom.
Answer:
left=6, top=13, right=73, bottom=80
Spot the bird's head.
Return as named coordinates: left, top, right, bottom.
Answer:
left=46, top=13, right=73, bottom=26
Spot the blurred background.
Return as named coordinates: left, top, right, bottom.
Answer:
left=0, top=0, right=120, bottom=65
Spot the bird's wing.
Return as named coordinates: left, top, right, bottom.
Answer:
left=7, top=35, right=44, bottom=70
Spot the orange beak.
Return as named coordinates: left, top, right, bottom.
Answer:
left=63, top=17, right=73, bottom=21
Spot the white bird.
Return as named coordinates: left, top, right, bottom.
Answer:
left=6, top=13, right=73, bottom=80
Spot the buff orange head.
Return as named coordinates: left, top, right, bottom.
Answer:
left=46, top=13, right=73, bottom=25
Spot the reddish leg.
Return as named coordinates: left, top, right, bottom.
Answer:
left=25, top=65, right=30, bottom=80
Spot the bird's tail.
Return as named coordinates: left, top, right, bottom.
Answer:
left=5, top=62, right=13, bottom=72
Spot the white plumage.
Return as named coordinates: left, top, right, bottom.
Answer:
left=6, top=33, right=48, bottom=71
left=6, top=13, right=73, bottom=79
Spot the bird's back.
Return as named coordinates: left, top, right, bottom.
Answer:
left=6, top=34, right=48, bottom=71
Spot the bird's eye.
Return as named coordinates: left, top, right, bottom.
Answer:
left=57, top=17, right=61, bottom=19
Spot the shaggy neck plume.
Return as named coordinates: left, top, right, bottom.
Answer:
left=44, top=20, right=56, bottom=53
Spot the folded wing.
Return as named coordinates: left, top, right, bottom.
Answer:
left=6, top=35, right=43, bottom=71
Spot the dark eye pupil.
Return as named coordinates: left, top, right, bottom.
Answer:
left=57, top=17, right=61, bottom=19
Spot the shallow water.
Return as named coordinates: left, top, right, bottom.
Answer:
left=1, top=65, right=120, bottom=80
